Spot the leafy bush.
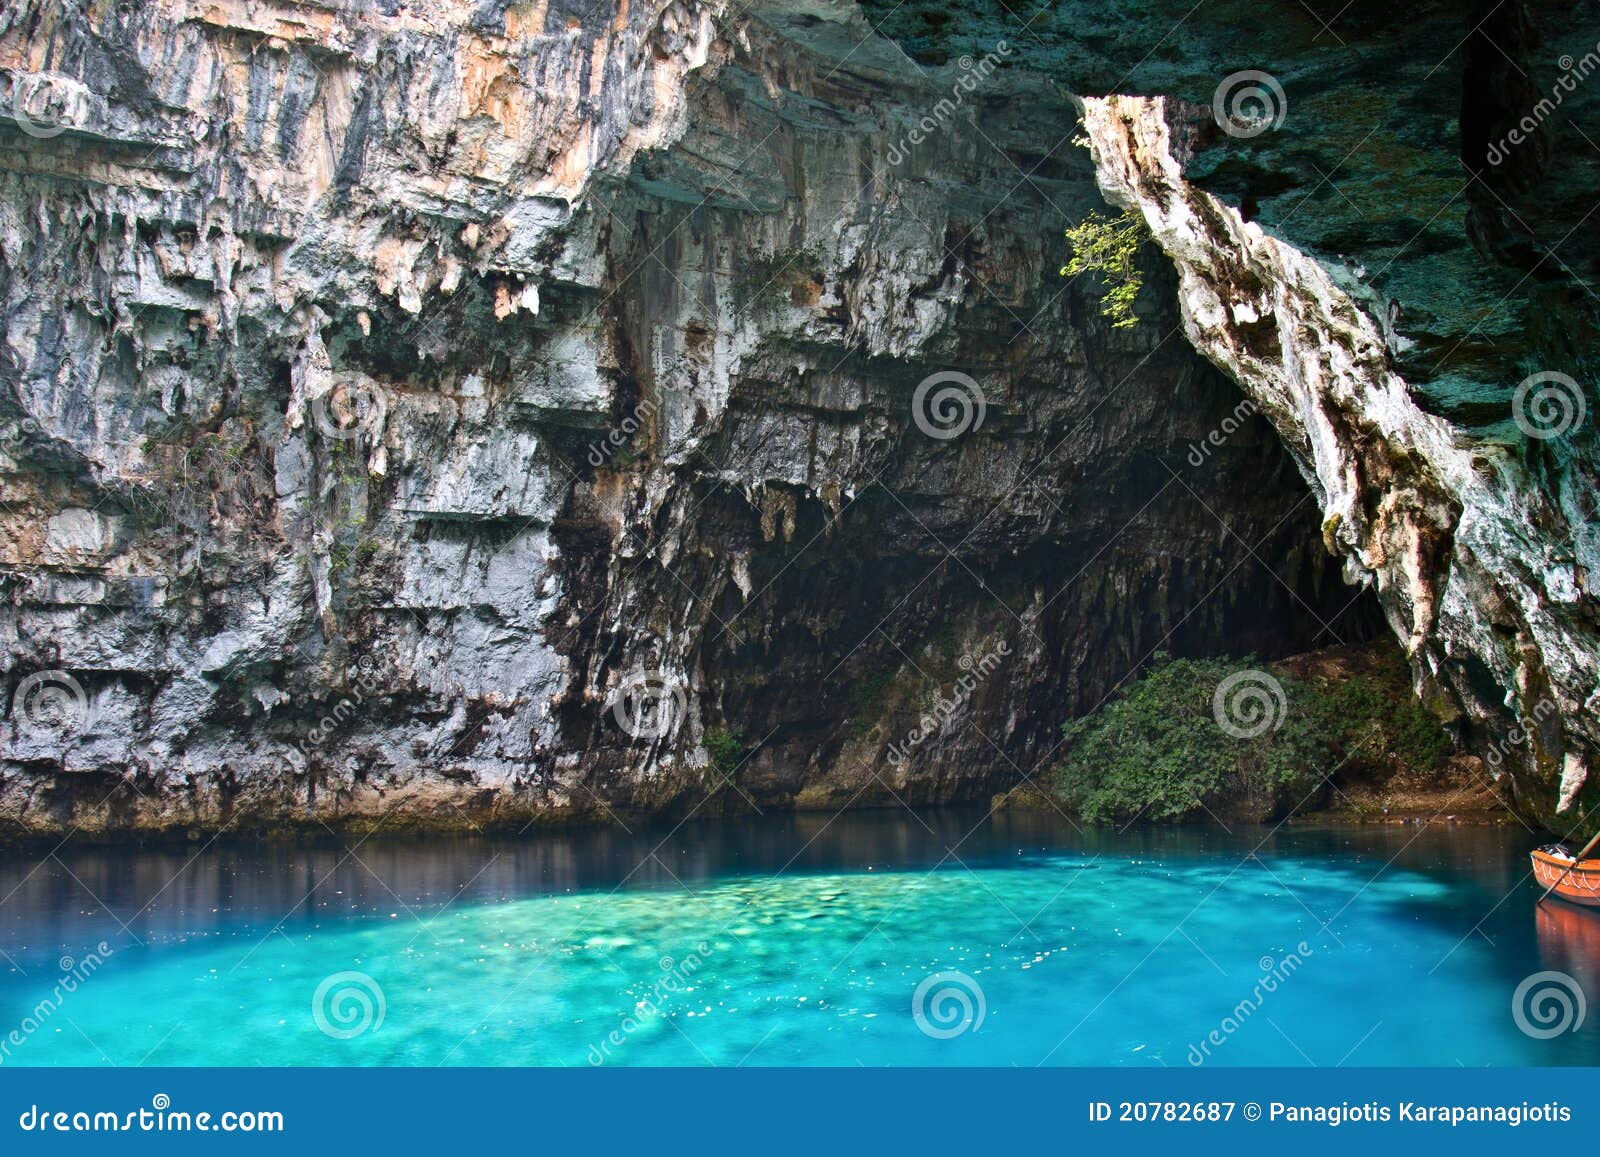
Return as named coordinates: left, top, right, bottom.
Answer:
left=1052, top=651, right=1449, bottom=824
left=1303, top=659, right=1451, bottom=773
left=1061, top=207, right=1148, bottom=329
left=705, top=728, right=745, bottom=778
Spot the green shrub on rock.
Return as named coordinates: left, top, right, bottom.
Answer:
left=705, top=728, right=746, bottom=778
left=1052, top=650, right=1449, bottom=824
left=1061, top=207, right=1148, bottom=329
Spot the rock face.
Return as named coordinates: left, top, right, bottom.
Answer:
left=11, top=0, right=1594, bottom=839
left=867, top=0, right=1599, bottom=832
left=0, top=0, right=1391, bottom=837
left=1082, top=95, right=1597, bottom=833
left=864, top=0, right=1600, bottom=419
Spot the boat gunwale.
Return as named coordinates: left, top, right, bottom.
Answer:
left=1532, top=848, right=1600, bottom=907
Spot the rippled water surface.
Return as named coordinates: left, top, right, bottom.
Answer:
left=1, top=811, right=1595, bottom=1066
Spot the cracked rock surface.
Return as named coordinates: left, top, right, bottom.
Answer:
left=9, top=0, right=1581, bottom=838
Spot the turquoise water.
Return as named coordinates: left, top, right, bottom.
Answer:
left=1, top=812, right=1595, bottom=1066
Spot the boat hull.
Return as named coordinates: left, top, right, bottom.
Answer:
left=1532, top=849, right=1600, bottom=907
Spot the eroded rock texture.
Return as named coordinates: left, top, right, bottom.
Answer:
left=862, top=0, right=1599, bottom=832
left=0, top=0, right=1392, bottom=837
left=1083, top=95, right=1598, bottom=833
left=867, top=0, right=1600, bottom=423
left=863, top=0, right=1600, bottom=835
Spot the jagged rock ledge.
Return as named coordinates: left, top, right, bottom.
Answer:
left=1078, top=94, right=1598, bottom=833
left=3, top=0, right=1589, bottom=841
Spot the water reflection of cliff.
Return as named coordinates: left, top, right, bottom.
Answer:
left=0, top=812, right=1539, bottom=976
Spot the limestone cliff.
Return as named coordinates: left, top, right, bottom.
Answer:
left=1, top=0, right=1587, bottom=838
left=1081, top=95, right=1597, bottom=832
left=863, top=0, right=1600, bottom=832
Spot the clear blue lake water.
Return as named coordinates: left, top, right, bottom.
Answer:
left=1, top=809, right=1596, bottom=1066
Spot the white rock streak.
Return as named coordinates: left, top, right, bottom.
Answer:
left=1079, top=94, right=1595, bottom=817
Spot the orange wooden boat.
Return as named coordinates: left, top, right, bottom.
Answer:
left=1532, top=845, right=1600, bottom=907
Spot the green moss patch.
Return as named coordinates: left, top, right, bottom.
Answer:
left=1052, top=648, right=1450, bottom=824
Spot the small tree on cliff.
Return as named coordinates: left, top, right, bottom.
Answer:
left=1061, top=207, right=1148, bottom=329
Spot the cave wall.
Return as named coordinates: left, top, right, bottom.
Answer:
left=0, top=0, right=1386, bottom=837
left=863, top=0, right=1600, bottom=426
left=1083, top=94, right=1598, bottom=834
left=859, top=0, right=1599, bottom=831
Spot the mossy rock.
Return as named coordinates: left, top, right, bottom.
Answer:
left=1050, top=647, right=1451, bottom=825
